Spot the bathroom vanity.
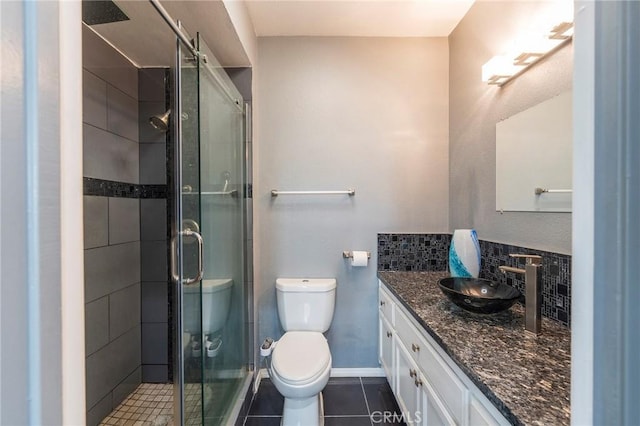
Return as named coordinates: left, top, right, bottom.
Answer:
left=378, top=271, right=571, bottom=426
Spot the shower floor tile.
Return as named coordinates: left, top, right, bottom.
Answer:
left=100, top=383, right=201, bottom=426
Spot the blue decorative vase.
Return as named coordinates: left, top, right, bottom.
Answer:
left=449, top=229, right=481, bottom=278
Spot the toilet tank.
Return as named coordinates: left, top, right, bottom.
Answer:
left=276, top=278, right=336, bottom=332
left=183, top=278, right=233, bottom=335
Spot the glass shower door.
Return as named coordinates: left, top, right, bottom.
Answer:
left=174, top=30, right=248, bottom=426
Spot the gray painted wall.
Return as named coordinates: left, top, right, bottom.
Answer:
left=255, top=37, right=449, bottom=367
left=449, top=1, right=573, bottom=254
left=83, top=26, right=141, bottom=426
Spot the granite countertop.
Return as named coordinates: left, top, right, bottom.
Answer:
left=378, top=271, right=571, bottom=426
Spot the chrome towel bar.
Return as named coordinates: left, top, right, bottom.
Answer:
left=182, top=190, right=238, bottom=196
left=271, top=189, right=355, bottom=197
left=534, top=187, right=572, bottom=195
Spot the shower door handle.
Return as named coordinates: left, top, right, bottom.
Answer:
left=170, top=229, right=204, bottom=285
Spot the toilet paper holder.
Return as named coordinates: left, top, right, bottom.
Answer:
left=342, top=251, right=371, bottom=259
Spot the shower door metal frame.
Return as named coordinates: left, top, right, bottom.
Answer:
left=151, top=2, right=251, bottom=423
left=172, top=22, right=188, bottom=426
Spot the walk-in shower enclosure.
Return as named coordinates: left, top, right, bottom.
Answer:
left=81, top=1, right=252, bottom=424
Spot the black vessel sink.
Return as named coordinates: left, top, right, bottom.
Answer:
left=438, top=277, right=521, bottom=314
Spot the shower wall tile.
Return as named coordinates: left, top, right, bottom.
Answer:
left=139, top=101, right=167, bottom=144
left=141, top=282, right=168, bottom=323
left=84, top=123, right=139, bottom=184
left=84, top=196, right=108, bottom=249
left=112, top=367, right=142, bottom=408
left=109, top=283, right=141, bottom=340
left=107, top=85, right=139, bottom=142
left=83, top=69, right=107, bottom=130
left=83, top=26, right=143, bottom=425
left=141, top=323, right=168, bottom=365
left=83, top=25, right=138, bottom=100
left=138, top=68, right=171, bottom=385
left=140, top=199, right=167, bottom=241
left=85, top=296, right=109, bottom=356
left=85, top=326, right=141, bottom=409
left=141, top=241, right=168, bottom=282
left=141, top=365, right=169, bottom=383
left=139, top=143, right=167, bottom=184
left=84, top=242, right=141, bottom=303
left=139, top=68, right=166, bottom=102
left=108, top=197, right=140, bottom=245
left=85, top=345, right=114, bottom=410
left=86, top=393, right=112, bottom=426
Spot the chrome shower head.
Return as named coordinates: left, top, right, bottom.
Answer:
left=149, top=109, right=171, bottom=132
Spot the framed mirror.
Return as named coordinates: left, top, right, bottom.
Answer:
left=496, top=90, right=572, bottom=212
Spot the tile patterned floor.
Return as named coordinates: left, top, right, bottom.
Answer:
left=241, top=377, right=405, bottom=426
left=101, top=377, right=403, bottom=426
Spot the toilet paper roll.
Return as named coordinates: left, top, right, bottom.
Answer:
left=351, top=251, right=369, bottom=267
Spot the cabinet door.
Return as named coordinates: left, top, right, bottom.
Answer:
left=380, top=316, right=395, bottom=388
left=420, top=373, right=457, bottom=426
left=396, top=339, right=422, bottom=425
left=395, top=308, right=466, bottom=423
left=469, top=395, right=501, bottom=426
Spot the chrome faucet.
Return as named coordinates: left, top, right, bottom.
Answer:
left=499, top=254, right=543, bottom=335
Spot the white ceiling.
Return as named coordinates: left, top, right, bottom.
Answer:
left=244, top=0, right=475, bottom=37
left=89, top=0, right=474, bottom=68
left=91, top=1, right=251, bottom=68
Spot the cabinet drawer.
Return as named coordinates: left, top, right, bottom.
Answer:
left=379, top=286, right=394, bottom=325
left=395, top=308, right=466, bottom=423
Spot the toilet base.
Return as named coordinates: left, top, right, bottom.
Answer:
left=281, top=391, right=324, bottom=426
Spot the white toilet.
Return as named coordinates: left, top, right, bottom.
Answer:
left=183, top=278, right=233, bottom=357
left=269, top=278, right=337, bottom=426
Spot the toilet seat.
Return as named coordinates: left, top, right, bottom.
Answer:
left=272, top=331, right=331, bottom=386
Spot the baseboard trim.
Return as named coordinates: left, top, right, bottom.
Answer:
left=330, top=368, right=385, bottom=377
left=255, top=368, right=269, bottom=393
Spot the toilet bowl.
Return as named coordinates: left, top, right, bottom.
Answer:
left=270, top=332, right=332, bottom=425
left=268, top=278, right=337, bottom=426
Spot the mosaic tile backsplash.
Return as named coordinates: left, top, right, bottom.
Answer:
left=377, top=233, right=571, bottom=327
left=378, top=233, right=451, bottom=271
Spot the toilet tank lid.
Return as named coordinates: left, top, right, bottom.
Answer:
left=276, top=278, right=336, bottom=292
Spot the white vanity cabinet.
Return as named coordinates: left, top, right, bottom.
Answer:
left=378, top=281, right=511, bottom=426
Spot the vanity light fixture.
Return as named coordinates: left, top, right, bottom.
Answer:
left=482, top=20, right=573, bottom=86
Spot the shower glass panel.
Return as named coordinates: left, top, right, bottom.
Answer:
left=176, top=30, right=248, bottom=425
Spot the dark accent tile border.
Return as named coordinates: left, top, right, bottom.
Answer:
left=377, top=233, right=451, bottom=271
left=377, top=233, right=571, bottom=327
left=83, top=177, right=167, bottom=199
